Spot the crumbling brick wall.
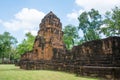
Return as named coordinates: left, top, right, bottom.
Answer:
left=18, top=11, right=120, bottom=80
left=72, top=36, right=120, bottom=79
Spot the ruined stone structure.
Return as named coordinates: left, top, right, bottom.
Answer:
left=33, top=11, right=66, bottom=60
left=72, top=37, right=120, bottom=79
left=19, top=11, right=120, bottom=80
left=20, top=11, right=66, bottom=61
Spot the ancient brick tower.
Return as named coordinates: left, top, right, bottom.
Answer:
left=32, top=11, right=65, bottom=60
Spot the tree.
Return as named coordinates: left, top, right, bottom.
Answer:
left=15, top=32, right=35, bottom=59
left=78, top=9, right=103, bottom=41
left=101, top=7, right=120, bottom=36
left=63, top=25, right=79, bottom=49
left=0, top=32, right=17, bottom=63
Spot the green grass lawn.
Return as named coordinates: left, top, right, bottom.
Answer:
left=0, top=64, right=100, bottom=80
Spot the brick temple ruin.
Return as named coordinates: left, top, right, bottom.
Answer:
left=19, top=11, right=120, bottom=80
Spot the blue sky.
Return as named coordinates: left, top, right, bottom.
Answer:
left=0, top=0, right=120, bottom=43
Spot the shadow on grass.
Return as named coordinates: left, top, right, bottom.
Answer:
left=0, top=65, right=22, bottom=71
left=0, top=68, right=22, bottom=71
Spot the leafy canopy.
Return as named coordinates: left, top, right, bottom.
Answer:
left=101, top=7, right=120, bottom=36
left=63, top=25, right=79, bottom=49
left=15, top=32, right=35, bottom=59
left=78, top=9, right=103, bottom=41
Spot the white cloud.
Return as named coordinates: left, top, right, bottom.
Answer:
left=67, top=0, right=120, bottom=21
left=15, top=8, right=45, bottom=24
left=67, top=10, right=84, bottom=21
left=75, top=0, right=120, bottom=13
left=24, top=30, right=37, bottom=36
left=1, top=8, right=45, bottom=31
left=31, top=30, right=38, bottom=36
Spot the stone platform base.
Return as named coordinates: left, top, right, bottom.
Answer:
left=18, top=60, right=120, bottom=80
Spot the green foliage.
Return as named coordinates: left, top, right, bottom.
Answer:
left=15, top=32, right=35, bottom=59
left=63, top=25, right=79, bottom=49
left=101, top=7, right=120, bottom=36
left=0, top=32, right=17, bottom=62
left=78, top=9, right=103, bottom=41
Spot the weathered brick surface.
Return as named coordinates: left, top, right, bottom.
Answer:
left=73, top=36, right=120, bottom=79
left=20, top=11, right=66, bottom=61
left=19, top=11, right=120, bottom=80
